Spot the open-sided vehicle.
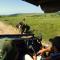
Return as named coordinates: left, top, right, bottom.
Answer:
left=0, top=33, right=43, bottom=60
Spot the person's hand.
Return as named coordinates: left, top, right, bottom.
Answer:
left=37, top=48, right=46, bottom=56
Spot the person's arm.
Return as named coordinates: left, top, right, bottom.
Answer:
left=37, top=47, right=51, bottom=56
left=33, top=54, right=37, bottom=60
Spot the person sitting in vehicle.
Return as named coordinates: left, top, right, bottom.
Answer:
left=36, top=36, right=60, bottom=60
left=24, top=34, right=42, bottom=60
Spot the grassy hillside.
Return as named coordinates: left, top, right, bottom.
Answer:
left=0, top=13, right=60, bottom=42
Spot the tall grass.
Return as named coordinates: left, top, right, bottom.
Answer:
left=0, top=13, right=60, bottom=42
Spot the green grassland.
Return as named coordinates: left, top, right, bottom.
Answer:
left=0, top=13, right=60, bottom=42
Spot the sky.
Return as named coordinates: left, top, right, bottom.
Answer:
left=0, top=0, right=44, bottom=15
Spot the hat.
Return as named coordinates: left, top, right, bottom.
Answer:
left=49, top=36, right=60, bottom=49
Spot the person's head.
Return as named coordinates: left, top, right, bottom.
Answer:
left=23, top=18, right=25, bottom=22
left=49, top=36, right=60, bottom=51
left=19, top=22, right=23, bottom=25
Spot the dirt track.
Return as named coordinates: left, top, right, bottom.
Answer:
left=0, top=22, right=19, bottom=34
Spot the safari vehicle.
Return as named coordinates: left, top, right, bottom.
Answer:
left=0, top=0, right=60, bottom=60
left=0, top=33, right=43, bottom=60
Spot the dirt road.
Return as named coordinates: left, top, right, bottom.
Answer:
left=0, top=21, right=19, bottom=34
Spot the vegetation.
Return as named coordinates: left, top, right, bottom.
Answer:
left=0, top=13, right=60, bottom=42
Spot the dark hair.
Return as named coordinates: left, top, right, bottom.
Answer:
left=49, top=36, right=60, bottom=51
left=19, top=22, right=23, bottom=25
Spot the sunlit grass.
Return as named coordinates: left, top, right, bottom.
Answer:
left=0, top=13, right=60, bottom=41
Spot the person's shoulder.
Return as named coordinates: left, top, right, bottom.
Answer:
left=50, top=52, right=60, bottom=60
